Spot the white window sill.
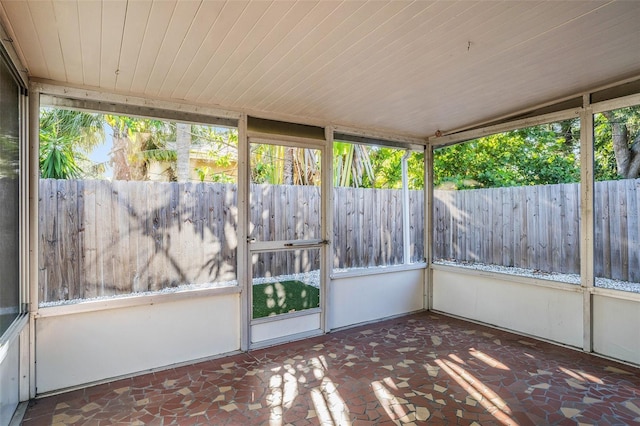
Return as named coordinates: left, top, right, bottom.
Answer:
left=330, top=262, right=427, bottom=280
left=36, top=284, right=241, bottom=318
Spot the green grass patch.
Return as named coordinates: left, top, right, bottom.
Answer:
left=252, top=280, right=320, bottom=319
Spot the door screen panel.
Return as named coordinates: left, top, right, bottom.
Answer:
left=251, top=248, right=321, bottom=319
left=249, top=142, right=321, bottom=242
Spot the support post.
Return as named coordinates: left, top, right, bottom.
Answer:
left=401, top=151, right=411, bottom=264
left=28, top=84, right=39, bottom=398
left=424, top=145, right=433, bottom=310
left=323, top=126, right=334, bottom=333
left=580, top=94, right=594, bottom=353
left=237, top=114, right=249, bottom=352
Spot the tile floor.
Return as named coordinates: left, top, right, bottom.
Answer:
left=21, top=312, right=640, bottom=425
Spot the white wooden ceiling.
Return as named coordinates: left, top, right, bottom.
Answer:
left=1, top=0, right=639, bottom=137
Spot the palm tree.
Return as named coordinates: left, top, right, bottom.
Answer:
left=39, top=108, right=105, bottom=179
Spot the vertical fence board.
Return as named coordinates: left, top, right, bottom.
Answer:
left=617, top=180, right=629, bottom=282
left=539, top=184, right=551, bottom=272
left=628, top=180, right=640, bottom=282
left=133, top=182, right=147, bottom=292
left=550, top=185, right=562, bottom=273
left=143, top=182, right=155, bottom=291
left=491, top=188, right=501, bottom=266
left=363, top=188, right=372, bottom=266
left=149, top=182, right=163, bottom=291
left=348, top=186, right=356, bottom=267
left=593, top=182, right=604, bottom=278
left=82, top=181, right=96, bottom=297
left=601, top=181, right=612, bottom=278
left=454, top=192, right=463, bottom=261
left=39, top=179, right=50, bottom=302
left=115, top=181, right=130, bottom=293
left=501, top=187, right=513, bottom=267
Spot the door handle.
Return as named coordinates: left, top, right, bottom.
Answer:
left=284, top=239, right=329, bottom=247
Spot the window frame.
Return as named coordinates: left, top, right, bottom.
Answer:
left=590, top=95, right=640, bottom=294
left=34, top=90, right=243, bottom=312
left=0, top=41, right=27, bottom=342
left=331, top=132, right=427, bottom=276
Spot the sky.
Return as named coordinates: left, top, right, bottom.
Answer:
left=87, top=122, right=113, bottom=179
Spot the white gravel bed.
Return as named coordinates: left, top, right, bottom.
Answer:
left=433, top=260, right=640, bottom=294
left=252, top=270, right=320, bottom=288
left=39, top=263, right=640, bottom=308
left=595, top=277, right=640, bottom=294
left=39, top=279, right=239, bottom=308
left=40, top=271, right=321, bottom=308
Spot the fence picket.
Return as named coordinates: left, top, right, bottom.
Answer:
left=628, top=180, right=640, bottom=282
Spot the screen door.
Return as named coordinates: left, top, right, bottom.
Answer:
left=247, top=137, right=326, bottom=347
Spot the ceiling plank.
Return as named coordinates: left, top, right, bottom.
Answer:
left=199, top=1, right=298, bottom=103
left=114, top=0, right=152, bottom=93
left=222, top=1, right=341, bottom=107
left=100, top=0, right=127, bottom=90
left=296, top=1, right=478, bottom=118
left=0, top=0, right=48, bottom=77
left=183, top=1, right=272, bottom=101
left=232, top=1, right=366, bottom=109
left=28, top=0, right=66, bottom=81
left=77, top=0, right=102, bottom=87
left=170, top=0, right=249, bottom=100
left=253, top=2, right=414, bottom=111
left=217, top=1, right=328, bottom=104
left=143, top=0, right=201, bottom=97
left=156, top=0, right=226, bottom=99
left=51, top=0, right=83, bottom=84
left=129, top=1, right=176, bottom=94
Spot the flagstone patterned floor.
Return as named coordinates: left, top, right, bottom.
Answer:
left=21, top=312, right=640, bottom=425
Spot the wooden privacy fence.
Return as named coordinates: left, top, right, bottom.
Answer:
left=434, top=178, right=640, bottom=282
left=39, top=179, right=425, bottom=303
left=39, top=180, right=239, bottom=303
left=333, top=187, right=425, bottom=269
left=40, top=177, right=640, bottom=303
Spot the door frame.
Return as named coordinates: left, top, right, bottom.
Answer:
left=243, top=130, right=332, bottom=349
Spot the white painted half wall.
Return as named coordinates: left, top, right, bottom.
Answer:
left=35, top=293, right=240, bottom=394
left=251, top=313, right=321, bottom=344
left=0, top=320, right=24, bottom=426
left=593, top=295, right=640, bottom=366
left=432, top=268, right=583, bottom=348
left=328, top=268, right=424, bottom=330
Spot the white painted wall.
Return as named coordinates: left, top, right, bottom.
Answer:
left=35, top=293, right=240, bottom=394
left=0, top=320, right=24, bottom=426
left=593, top=295, right=640, bottom=365
left=251, top=313, right=321, bottom=344
left=432, top=269, right=583, bottom=347
left=328, top=268, right=424, bottom=330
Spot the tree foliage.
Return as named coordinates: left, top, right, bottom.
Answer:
left=435, top=107, right=640, bottom=191
left=40, top=108, right=239, bottom=182
left=251, top=144, right=321, bottom=186
left=41, top=104, right=640, bottom=187
left=434, top=119, right=581, bottom=190
left=39, top=108, right=104, bottom=179
left=332, top=142, right=424, bottom=190
left=595, top=106, right=640, bottom=180
left=333, top=142, right=374, bottom=187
